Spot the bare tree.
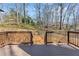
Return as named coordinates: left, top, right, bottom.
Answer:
left=43, top=3, right=49, bottom=28
left=59, top=3, right=63, bottom=30
left=23, top=3, right=26, bottom=24
left=72, top=6, right=77, bottom=31
left=66, top=4, right=77, bottom=30
left=35, top=3, right=41, bottom=25
left=16, top=3, right=19, bottom=24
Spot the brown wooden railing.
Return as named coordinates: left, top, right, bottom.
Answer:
left=0, top=31, right=33, bottom=46
left=1, top=30, right=79, bottom=47
left=44, top=31, right=54, bottom=45
left=67, top=31, right=79, bottom=47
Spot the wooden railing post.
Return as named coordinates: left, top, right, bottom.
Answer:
left=45, top=31, right=47, bottom=45
left=67, top=31, right=69, bottom=45
left=30, top=32, right=33, bottom=46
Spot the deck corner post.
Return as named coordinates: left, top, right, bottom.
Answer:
left=30, top=32, right=33, bottom=46
left=45, top=31, right=47, bottom=45
left=67, top=31, right=69, bottom=45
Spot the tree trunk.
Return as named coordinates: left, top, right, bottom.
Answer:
left=59, top=3, right=63, bottom=30
left=16, top=4, right=19, bottom=24
left=23, top=3, right=26, bottom=24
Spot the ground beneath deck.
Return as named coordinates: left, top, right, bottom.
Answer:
left=0, top=44, right=79, bottom=56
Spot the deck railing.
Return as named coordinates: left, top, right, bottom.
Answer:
left=1, top=30, right=78, bottom=47
left=67, top=31, right=79, bottom=47
left=44, top=31, right=54, bottom=45
left=0, top=31, right=33, bottom=46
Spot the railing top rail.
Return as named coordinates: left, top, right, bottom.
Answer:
left=46, top=31, right=54, bottom=33
left=68, top=31, right=79, bottom=34
left=0, top=31, right=32, bottom=33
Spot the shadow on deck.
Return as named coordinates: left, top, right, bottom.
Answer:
left=18, top=44, right=79, bottom=56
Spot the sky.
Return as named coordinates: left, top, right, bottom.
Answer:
left=0, top=3, right=79, bottom=17
left=0, top=3, right=35, bottom=19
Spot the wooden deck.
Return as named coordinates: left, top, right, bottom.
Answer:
left=0, top=44, right=79, bottom=56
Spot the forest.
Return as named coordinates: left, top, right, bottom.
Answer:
left=0, top=3, right=79, bottom=31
